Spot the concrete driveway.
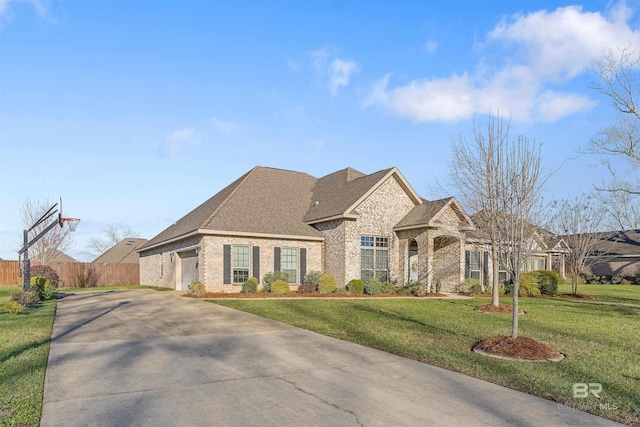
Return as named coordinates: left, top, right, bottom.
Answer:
left=41, top=289, right=620, bottom=427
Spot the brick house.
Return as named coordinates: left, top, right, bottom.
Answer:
left=138, top=166, right=475, bottom=292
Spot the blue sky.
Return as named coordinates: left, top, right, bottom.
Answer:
left=1, top=0, right=639, bottom=261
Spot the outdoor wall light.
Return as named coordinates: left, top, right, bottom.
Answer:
left=170, top=252, right=174, bottom=262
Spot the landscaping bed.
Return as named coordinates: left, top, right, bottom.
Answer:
left=186, top=291, right=449, bottom=298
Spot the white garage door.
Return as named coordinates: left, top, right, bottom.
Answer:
left=180, top=251, right=198, bottom=290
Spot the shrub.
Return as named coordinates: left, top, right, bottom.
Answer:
left=241, top=277, right=259, bottom=294
left=435, top=279, right=442, bottom=294
left=187, top=281, right=206, bottom=297
left=11, top=291, right=40, bottom=308
left=4, top=300, right=24, bottom=315
left=31, top=276, right=56, bottom=301
left=611, top=275, right=624, bottom=285
left=397, top=280, right=421, bottom=295
left=317, top=274, right=336, bottom=294
left=271, top=280, right=290, bottom=295
left=519, top=271, right=539, bottom=289
left=297, top=283, right=316, bottom=294
left=303, top=270, right=323, bottom=286
left=519, top=270, right=559, bottom=295
left=347, top=279, right=365, bottom=294
left=262, top=271, right=290, bottom=292
left=71, top=264, right=101, bottom=288
left=519, top=282, right=541, bottom=297
left=537, top=270, right=559, bottom=295
left=334, top=287, right=347, bottom=294
left=462, top=278, right=482, bottom=295
left=380, top=281, right=396, bottom=293
left=365, top=278, right=382, bottom=296
left=31, top=265, right=60, bottom=288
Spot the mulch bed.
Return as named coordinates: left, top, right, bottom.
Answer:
left=473, top=335, right=564, bottom=362
left=554, top=293, right=596, bottom=300
left=183, top=292, right=449, bottom=299
left=475, top=303, right=525, bottom=314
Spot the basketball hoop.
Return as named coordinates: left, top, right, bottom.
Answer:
left=61, top=218, right=81, bottom=232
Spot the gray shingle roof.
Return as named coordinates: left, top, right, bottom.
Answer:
left=394, top=198, right=451, bottom=229
left=140, top=167, right=323, bottom=251
left=589, top=229, right=640, bottom=256
left=304, top=167, right=394, bottom=223
left=139, top=165, right=446, bottom=252
left=93, top=238, right=149, bottom=263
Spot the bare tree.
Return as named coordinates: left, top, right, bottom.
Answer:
left=20, top=197, right=74, bottom=265
left=592, top=179, right=640, bottom=230
left=549, top=194, right=609, bottom=295
left=450, top=113, right=548, bottom=338
left=585, top=45, right=640, bottom=198
left=84, top=223, right=139, bottom=260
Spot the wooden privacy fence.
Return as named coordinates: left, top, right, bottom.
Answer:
left=0, top=260, right=139, bottom=287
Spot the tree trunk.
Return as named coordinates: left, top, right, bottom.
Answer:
left=511, top=279, right=519, bottom=339
left=492, top=248, right=500, bottom=306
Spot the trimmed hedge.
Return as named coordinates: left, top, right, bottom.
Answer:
left=303, top=271, right=323, bottom=286
left=318, top=274, right=336, bottom=294
left=31, top=265, right=60, bottom=288
left=347, top=279, right=365, bottom=294
left=241, top=277, right=259, bottom=293
left=298, top=283, right=316, bottom=294
left=365, top=279, right=382, bottom=296
left=271, top=280, right=290, bottom=295
left=30, top=276, right=56, bottom=301
left=262, top=271, right=290, bottom=292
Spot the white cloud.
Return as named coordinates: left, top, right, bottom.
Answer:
left=166, top=127, right=197, bottom=154
left=0, top=0, right=47, bottom=18
left=307, top=48, right=359, bottom=95
left=309, top=48, right=331, bottom=73
left=366, top=4, right=640, bottom=123
left=210, top=118, right=242, bottom=134
left=329, top=58, right=359, bottom=96
left=424, top=40, right=438, bottom=55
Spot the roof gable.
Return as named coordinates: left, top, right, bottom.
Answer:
left=395, top=197, right=474, bottom=231
left=305, top=167, right=421, bottom=224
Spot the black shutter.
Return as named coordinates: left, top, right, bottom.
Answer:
left=253, top=246, right=260, bottom=280
left=274, top=247, right=281, bottom=271
left=464, top=250, right=470, bottom=279
left=223, top=245, right=231, bottom=284
left=300, top=248, right=307, bottom=283
left=483, top=251, right=489, bottom=285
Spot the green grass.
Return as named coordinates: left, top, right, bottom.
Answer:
left=211, top=285, right=640, bottom=425
left=0, top=285, right=56, bottom=427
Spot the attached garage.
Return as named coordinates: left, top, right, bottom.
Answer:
left=179, top=250, right=198, bottom=290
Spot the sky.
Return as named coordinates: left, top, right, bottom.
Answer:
left=1, top=0, right=640, bottom=261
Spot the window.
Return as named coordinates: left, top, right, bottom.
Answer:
left=282, top=248, right=297, bottom=283
left=361, top=235, right=389, bottom=282
left=232, top=245, right=249, bottom=283
left=467, top=250, right=481, bottom=280
left=526, top=257, right=546, bottom=272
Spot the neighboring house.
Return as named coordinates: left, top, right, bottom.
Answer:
left=33, top=249, right=77, bottom=264
left=93, top=238, right=149, bottom=264
left=580, top=229, right=640, bottom=277
left=138, top=166, right=475, bottom=292
left=463, top=213, right=568, bottom=286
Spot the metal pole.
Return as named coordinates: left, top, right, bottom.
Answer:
left=23, top=229, right=30, bottom=292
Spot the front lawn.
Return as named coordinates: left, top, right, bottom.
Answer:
left=212, top=285, right=640, bottom=426
left=0, top=285, right=56, bottom=427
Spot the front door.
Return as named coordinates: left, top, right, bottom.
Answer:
left=408, top=240, right=418, bottom=282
